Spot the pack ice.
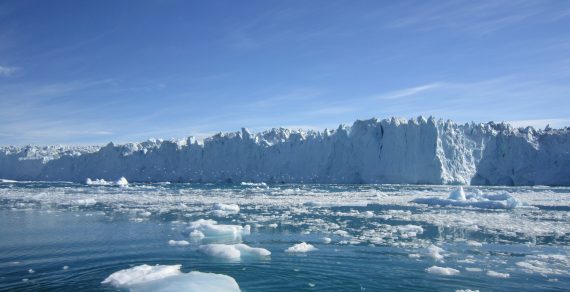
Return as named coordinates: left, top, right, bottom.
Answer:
left=1, top=117, right=569, bottom=186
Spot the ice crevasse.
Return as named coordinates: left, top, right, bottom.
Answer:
left=1, top=117, right=569, bottom=186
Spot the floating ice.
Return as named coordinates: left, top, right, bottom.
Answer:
left=516, top=254, right=569, bottom=275
left=412, top=188, right=526, bottom=209
left=186, top=219, right=250, bottom=239
left=448, top=187, right=466, bottom=201
left=426, top=266, right=460, bottom=276
left=198, top=243, right=271, bottom=260
left=466, top=240, right=483, bottom=247
left=241, top=182, right=268, bottom=187
left=212, top=203, right=240, bottom=213
left=427, top=245, right=445, bottom=262
left=321, top=237, right=332, bottom=244
left=168, top=240, right=190, bottom=246
left=486, top=270, right=510, bottom=278
left=86, top=177, right=128, bottom=186
left=285, top=242, right=317, bottom=253
left=102, top=264, right=183, bottom=286
left=116, top=177, right=129, bottom=186
left=190, top=230, right=205, bottom=239
left=101, top=264, right=240, bottom=292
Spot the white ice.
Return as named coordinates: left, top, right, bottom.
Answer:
left=426, top=266, right=460, bottom=276
left=285, top=242, right=317, bottom=253
left=198, top=243, right=271, bottom=260
left=101, top=264, right=240, bottom=292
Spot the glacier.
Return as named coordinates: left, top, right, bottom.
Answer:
left=0, top=116, right=569, bottom=186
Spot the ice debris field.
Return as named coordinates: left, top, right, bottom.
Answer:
left=0, top=180, right=569, bottom=291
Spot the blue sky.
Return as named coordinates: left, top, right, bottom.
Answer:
left=1, top=0, right=569, bottom=145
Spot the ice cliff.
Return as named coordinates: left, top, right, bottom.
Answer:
left=1, top=117, right=569, bottom=186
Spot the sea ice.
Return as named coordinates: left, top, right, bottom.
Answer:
left=486, top=270, right=510, bottom=278
left=426, top=266, right=460, bottom=276
left=412, top=187, right=525, bottom=209
left=198, top=243, right=270, bottom=260
left=285, top=242, right=317, bottom=253
left=212, top=203, right=240, bottom=213
left=427, top=245, right=446, bottom=262
left=86, top=177, right=129, bottom=186
left=101, top=264, right=240, bottom=292
left=186, top=219, right=249, bottom=239
left=168, top=240, right=190, bottom=246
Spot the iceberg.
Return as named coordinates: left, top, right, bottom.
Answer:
left=1, top=117, right=568, bottom=186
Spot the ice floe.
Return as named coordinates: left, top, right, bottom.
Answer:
left=101, top=264, right=240, bottom=292
left=412, top=187, right=526, bottom=209
left=86, top=177, right=129, bottom=186
left=426, top=266, right=460, bottom=276
left=186, top=219, right=250, bottom=239
left=198, top=243, right=271, bottom=260
left=168, top=240, right=190, bottom=246
left=486, top=270, right=510, bottom=278
left=285, top=242, right=317, bottom=253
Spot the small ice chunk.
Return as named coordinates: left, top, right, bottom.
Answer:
left=285, top=242, right=317, bottom=253
left=268, top=223, right=278, bottom=228
left=190, top=230, right=205, bottom=239
left=465, top=267, right=483, bottom=272
left=212, top=203, right=240, bottom=213
left=116, top=177, right=129, bottom=186
left=448, top=187, right=466, bottom=201
left=86, top=177, right=128, bottom=186
left=426, top=266, right=460, bottom=276
left=466, top=240, right=483, bottom=247
left=198, top=244, right=241, bottom=260
left=427, top=245, right=445, bottom=262
left=186, top=219, right=248, bottom=238
left=321, top=237, right=332, bottom=244
left=62, top=266, right=69, bottom=270
left=198, top=244, right=270, bottom=260
left=168, top=240, right=190, bottom=246
left=28, top=269, right=35, bottom=274
left=486, top=270, right=510, bottom=278
left=333, top=230, right=350, bottom=237
left=86, top=178, right=110, bottom=185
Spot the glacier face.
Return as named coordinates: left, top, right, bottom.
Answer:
left=1, top=117, right=569, bottom=186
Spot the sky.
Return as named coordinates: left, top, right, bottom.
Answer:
left=1, top=0, right=570, bottom=145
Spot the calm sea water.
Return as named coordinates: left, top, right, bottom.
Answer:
left=0, top=182, right=568, bottom=291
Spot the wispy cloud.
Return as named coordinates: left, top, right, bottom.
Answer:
left=0, top=65, right=19, bottom=77
left=385, top=1, right=567, bottom=35
left=372, top=83, right=442, bottom=100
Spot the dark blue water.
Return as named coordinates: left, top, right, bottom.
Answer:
left=0, top=182, right=568, bottom=291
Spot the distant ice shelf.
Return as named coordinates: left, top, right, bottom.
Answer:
left=1, top=116, right=569, bottom=186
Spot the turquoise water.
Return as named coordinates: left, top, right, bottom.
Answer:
left=0, top=182, right=569, bottom=291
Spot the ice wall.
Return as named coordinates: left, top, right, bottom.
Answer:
left=1, top=117, right=569, bottom=186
